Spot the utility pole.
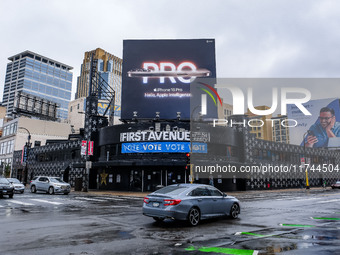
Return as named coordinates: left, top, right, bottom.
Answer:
left=303, top=132, right=310, bottom=189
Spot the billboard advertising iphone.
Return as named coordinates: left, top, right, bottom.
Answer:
left=121, top=39, right=216, bottom=120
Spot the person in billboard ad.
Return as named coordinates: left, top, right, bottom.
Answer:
left=305, top=107, right=340, bottom=147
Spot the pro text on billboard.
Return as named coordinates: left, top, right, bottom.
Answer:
left=121, top=39, right=216, bottom=120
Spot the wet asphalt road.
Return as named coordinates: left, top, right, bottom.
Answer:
left=0, top=188, right=340, bottom=255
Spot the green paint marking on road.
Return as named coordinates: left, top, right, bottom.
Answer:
left=312, top=217, right=340, bottom=221
left=280, top=224, right=315, bottom=228
left=238, top=232, right=270, bottom=237
left=185, top=246, right=258, bottom=255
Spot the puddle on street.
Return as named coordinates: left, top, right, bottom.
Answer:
left=301, top=234, right=340, bottom=240
left=257, top=242, right=310, bottom=254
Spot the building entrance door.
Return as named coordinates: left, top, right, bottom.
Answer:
left=89, top=168, right=98, bottom=189
left=130, top=170, right=142, bottom=191
left=144, top=170, right=161, bottom=192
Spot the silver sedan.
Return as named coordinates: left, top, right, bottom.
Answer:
left=143, top=184, right=240, bottom=226
left=7, top=178, right=25, bottom=193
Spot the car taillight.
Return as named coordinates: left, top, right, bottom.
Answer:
left=143, top=197, right=149, bottom=204
left=164, top=199, right=181, bottom=206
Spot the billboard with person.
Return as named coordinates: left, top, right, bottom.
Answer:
left=287, top=98, right=340, bottom=148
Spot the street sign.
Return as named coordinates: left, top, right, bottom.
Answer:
left=21, top=145, right=29, bottom=164
left=86, top=161, right=92, bottom=169
left=88, top=141, right=94, bottom=156
left=81, top=140, right=87, bottom=156
left=81, top=140, right=94, bottom=156
left=191, top=132, right=210, bottom=142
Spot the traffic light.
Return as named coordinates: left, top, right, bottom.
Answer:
left=186, top=153, right=190, bottom=165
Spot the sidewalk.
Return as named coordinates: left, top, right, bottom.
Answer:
left=72, top=186, right=332, bottom=198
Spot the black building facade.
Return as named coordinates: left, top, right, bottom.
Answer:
left=11, top=117, right=340, bottom=192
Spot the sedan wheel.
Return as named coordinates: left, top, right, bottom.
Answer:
left=188, top=207, right=200, bottom=226
left=30, top=185, right=36, bottom=193
left=48, top=187, right=54, bottom=195
left=230, top=203, right=240, bottom=219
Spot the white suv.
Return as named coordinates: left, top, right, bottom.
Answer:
left=30, top=176, right=71, bottom=195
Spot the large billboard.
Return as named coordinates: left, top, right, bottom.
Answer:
left=121, top=39, right=216, bottom=120
left=287, top=98, right=340, bottom=148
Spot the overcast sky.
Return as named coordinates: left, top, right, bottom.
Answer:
left=0, top=0, right=340, bottom=102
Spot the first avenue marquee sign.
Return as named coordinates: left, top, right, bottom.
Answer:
left=120, top=131, right=190, bottom=142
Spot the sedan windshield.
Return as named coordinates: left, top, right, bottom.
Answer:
left=8, top=178, right=20, bottom=184
left=0, top=178, right=10, bottom=184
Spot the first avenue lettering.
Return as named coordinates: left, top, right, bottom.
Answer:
left=120, top=131, right=190, bottom=142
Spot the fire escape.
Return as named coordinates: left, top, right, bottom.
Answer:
left=83, top=56, right=116, bottom=141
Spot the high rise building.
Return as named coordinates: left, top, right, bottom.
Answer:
left=271, top=115, right=290, bottom=144
left=247, top=106, right=273, bottom=141
left=76, top=48, right=122, bottom=119
left=218, top=100, right=233, bottom=120
left=2, top=50, right=73, bottom=119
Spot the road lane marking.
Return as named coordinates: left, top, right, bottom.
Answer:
left=8, top=200, right=34, bottom=206
left=235, top=232, right=271, bottom=237
left=120, top=196, right=142, bottom=200
left=279, top=224, right=315, bottom=228
left=107, top=205, right=131, bottom=208
left=315, top=199, right=340, bottom=204
left=293, top=198, right=321, bottom=201
left=0, top=205, right=4, bottom=208
left=185, top=246, right=259, bottom=255
left=312, top=217, right=340, bottom=221
left=275, top=197, right=322, bottom=202
left=75, top=197, right=107, bottom=202
left=30, top=199, right=63, bottom=205
left=100, top=197, right=124, bottom=201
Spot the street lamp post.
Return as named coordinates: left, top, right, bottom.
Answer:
left=18, top=127, right=31, bottom=185
left=303, top=132, right=310, bottom=189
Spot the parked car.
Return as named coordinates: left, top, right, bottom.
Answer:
left=30, top=176, right=71, bottom=195
left=0, top=177, right=14, bottom=198
left=7, top=178, right=25, bottom=193
left=143, top=184, right=240, bottom=226
left=331, top=181, right=340, bottom=189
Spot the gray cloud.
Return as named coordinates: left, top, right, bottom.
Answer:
left=0, top=0, right=339, bottom=100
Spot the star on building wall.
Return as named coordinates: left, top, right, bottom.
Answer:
left=100, top=171, right=108, bottom=185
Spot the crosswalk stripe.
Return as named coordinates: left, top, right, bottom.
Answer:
left=293, top=198, right=321, bottom=202
left=276, top=197, right=322, bottom=202
left=100, top=197, right=124, bottom=201
left=315, top=199, right=340, bottom=204
left=75, top=197, right=107, bottom=202
left=30, top=199, right=63, bottom=205
left=8, top=200, right=34, bottom=206
left=119, top=196, right=142, bottom=200
left=107, top=205, right=131, bottom=208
